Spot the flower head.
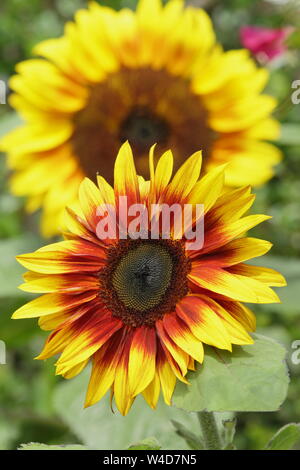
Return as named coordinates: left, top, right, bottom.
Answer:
left=240, top=25, right=293, bottom=63
left=13, top=142, right=286, bottom=415
left=1, top=0, right=281, bottom=236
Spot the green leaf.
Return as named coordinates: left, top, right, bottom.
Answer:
left=127, top=437, right=161, bottom=450
left=265, top=424, right=300, bottom=450
left=278, top=124, right=300, bottom=146
left=171, top=420, right=204, bottom=450
left=18, top=443, right=88, bottom=450
left=53, top=367, right=221, bottom=450
left=172, top=334, right=289, bottom=412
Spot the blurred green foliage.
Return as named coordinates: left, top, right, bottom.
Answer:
left=0, top=0, right=299, bottom=450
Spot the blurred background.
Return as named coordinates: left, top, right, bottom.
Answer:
left=0, top=0, right=299, bottom=450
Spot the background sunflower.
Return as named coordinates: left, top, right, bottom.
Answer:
left=0, top=0, right=282, bottom=236
left=0, top=0, right=299, bottom=451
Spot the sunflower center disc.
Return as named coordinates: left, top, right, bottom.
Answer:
left=99, top=239, right=191, bottom=327
left=112, top=244, right=173, bottom=312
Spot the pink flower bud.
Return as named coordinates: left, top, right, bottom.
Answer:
left=240, top=25, right=293, bottom=62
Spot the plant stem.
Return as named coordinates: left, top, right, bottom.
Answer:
left=197, top=411, right=222, bottom=450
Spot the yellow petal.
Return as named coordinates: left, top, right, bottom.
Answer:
left=226, top=271, right=281, bottom=303
left=165, top=151, right=202, bottom=203
left=176, top=295, right=232, bottom=351
left=113, top=337, right=135, bottom=416
left=162, top=313, right=204, bottom=364
left=188, top=164, right=226, bottom=213
left=157, top=353, right=177, bottom=406
left=220, top=301, right=256, bottom=332
left=229, top=264, right=287, bottom=287
left=142, top=373, right=161, bottom=409
left=55, top=314, right=122, bottom=375
left=128, top=327, right=156, bottom=397
left=153, top=150, right=174, bottom=200
left=12, top=292, right=96, bottom=319
left=199, top=296, right=254, bottom=345
left=114, top=141, right=139, bottom=205
left=197, top=237, right=272, bottom=267
left=63, top=359, right=89, bottom=379
left=84, top=336, right=122, bottom=408
left=156, top=320, right=188, bottom=376
left=36, top=327, right=75, bottom=360
left=189, top=265, right=270, bottom=303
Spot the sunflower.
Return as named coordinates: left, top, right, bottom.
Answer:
left=12, top=142, right=286, bottom=415
left=1, top=0, right=281, bottom=236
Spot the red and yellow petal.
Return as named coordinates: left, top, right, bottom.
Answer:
left=228, top=263, right=287, bottom=287
left=194, top=238, right=272, bottom=267
left=85, top=330, right=126, bottom=408
left=197, top=295, right=254, bottom=345
left=55, top=309, right=123, bottom=375
left=189, top=265, right=255, bottom=302
left=162, top=313, right=204, bottom=364
left=206, top=185, right=255, bottom=226
left=176, top=295, right=232, bottom=350
left=12, top=291, right=97, bottom=319
left=113, top=329, right=135, bottom=416
left=78, top=177, right=108, bottom=231
left=189, top=264, right=280, bottom=303
left=36, top=327, right=76, bottom=360
left=156, top=319, right=189, bottom=377
left=200, top=214, right=271, bottom=256
left=218, top=300, right=256, bottom=332
left=20, top=271, right=99, bottom=294
left=128, top=326, right=157, bottom=397
left=16, top=240, right=106, bottom=274
left=156, top=343, right=177, bottom=406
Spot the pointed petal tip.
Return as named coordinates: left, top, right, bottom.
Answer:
left=11, top=308, right=25, bottom=320
left=120, top=140, right=132, bottom=152
left=149, top=143, right=157, bottom=180
left=83, top=400, right=92, bottom=409
left=80, top=176, right=97, bottom=190
left=16, top=254, right=27, bottom=262
left=217, top=162, right=230, bottom=171
left=150, top=143, right=157, bottom=153
left=34, top=352, right=47, bottom=360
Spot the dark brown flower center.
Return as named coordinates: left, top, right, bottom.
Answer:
left=72, top=67, right=214, bottom=182
left=119, top=106, right=169, bottom=154
left=99, top=239, right=191, bottom=327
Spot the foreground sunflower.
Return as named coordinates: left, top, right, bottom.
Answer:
left=1, top=0, right=281, bottom=236
left=13, top=142, right=285, bottom=415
